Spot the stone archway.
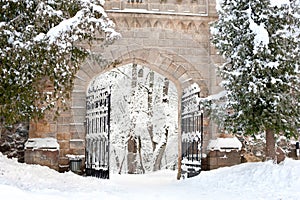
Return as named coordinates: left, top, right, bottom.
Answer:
left=26, top=1, right=224, bottom=173
left=70, top=47, right=209, bottom=138
left=67, top=47, right=209, bottom=176
left=26, top=44, right=216, bottom=174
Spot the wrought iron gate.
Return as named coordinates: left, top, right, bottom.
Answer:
left=181, top=83, right=203, bottom=178
left=85, top=86, right=111, bottom=179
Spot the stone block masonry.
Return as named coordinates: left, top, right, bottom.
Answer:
left=24, top=138, right=60, bottom=171
left=206, top=150, right=241, bottom=170
left=204, top=137, right=243, bottom=170
left=25, top=149, right=59, bottom=171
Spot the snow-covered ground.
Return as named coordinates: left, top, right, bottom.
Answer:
left=0, top=154, right=299, bottom=200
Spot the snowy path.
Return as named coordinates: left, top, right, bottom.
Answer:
left=0, top=154, right=299, bottom=200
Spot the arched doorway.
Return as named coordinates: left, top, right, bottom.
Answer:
left=67, top=46, right=210, bottom=179
left=25, top=48, right=210, bottom=177
left=85, top=64, right=179, bottom=178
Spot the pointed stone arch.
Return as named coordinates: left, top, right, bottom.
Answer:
left=71, top=48, right=209, bottom=112
left=119, top=18, right=130, bottom=29
left=187, top=21, right=197, bottom=32
left=154, top=20, right=163, bottom=29
left=142, top=20, right=152, bottom=28
left=178, top=21, right=186, bottom=32
left=198, top=22, right=206, bottom=31
left=165, top=20, right=174, bottom=29
left=132, top=18, right=141, bottom=28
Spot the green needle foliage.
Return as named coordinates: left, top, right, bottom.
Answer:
left=211, top=0, right=300, bottom=139
left=0, top=0, right=119, bottom=125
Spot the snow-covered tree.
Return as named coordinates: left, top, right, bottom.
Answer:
left=0, top=0, right=119, bottom=125
left=211, top=0, right=300, bottom=161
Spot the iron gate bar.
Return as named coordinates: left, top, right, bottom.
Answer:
left=181, top=83, right=203, bottom=178
left=85, top=86, right=111, bottom=179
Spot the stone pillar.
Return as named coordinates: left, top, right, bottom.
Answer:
left=206, top=137, right=242, bottom=170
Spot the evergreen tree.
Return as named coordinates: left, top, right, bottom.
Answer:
left=0, top=0, right=119, bottom=125
left=211, top=0, right=300, bottom=161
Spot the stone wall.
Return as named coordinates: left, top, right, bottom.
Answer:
left=25, top=149, right=59, bottom=171
left=24, top=138, right=60, bottom=171
left=204, top=150, right=241, bottom=170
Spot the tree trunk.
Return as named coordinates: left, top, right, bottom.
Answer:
left=127, top=63, right=138, bottom=174
left=153, top=78, right=170, bottom=171
left=162, top=78, right=169, bottom=103
left=131, top=63, right=137, bottom=89
left=118, top=149, right=126, bottom=174
left=127, top=135, right=137, bottom=174
left=113, top=149, right=120, bottom=170
left=265, top=129, right=276, bottom=162
left=147, top=71, right=157, bottom=151
left=153, top=128, right=168, bottom=171
left=137, top=136, right=145, bottom=174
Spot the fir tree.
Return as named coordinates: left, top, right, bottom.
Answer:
left=0, top=0, right=119, bottom=125
left=211, top=0, right=300, bottom=161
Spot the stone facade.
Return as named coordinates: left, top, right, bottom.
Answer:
left=26, top=0, right=224, bottom=172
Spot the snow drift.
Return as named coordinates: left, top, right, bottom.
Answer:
left=0, top=153, right=300, bottom=199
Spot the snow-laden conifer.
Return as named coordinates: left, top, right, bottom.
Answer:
left=211, top=0, right=300, bottom=160
left=0, top=0, right=119, bottom=124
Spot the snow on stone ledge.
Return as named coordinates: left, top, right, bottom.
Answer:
left=25, top=138, right=59, bottom=151
left=207, top=137, right=242, bottom=152
left=66, top=154, right=85, bottom=160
